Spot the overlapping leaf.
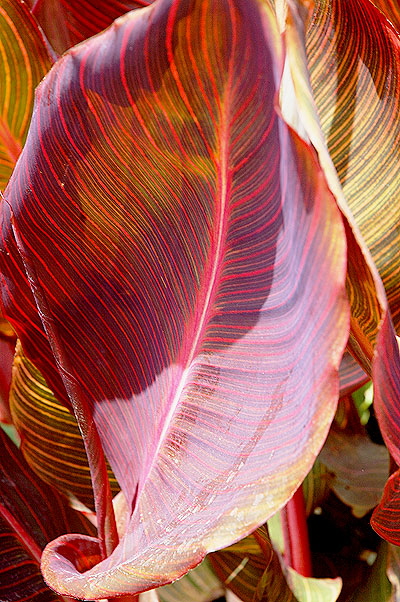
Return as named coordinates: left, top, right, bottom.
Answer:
left=10, top=341, right=120, bottom=509
left=319, top=429, right=389, bottom=518
left=306, top=0, right=400, bottom=332
left=27, top=0, right=151, bottom=54
left=0, top=427, right=96, bottom=601
left=157, top=558, right=224, bottom=602
left=210, top=525, right=342, bottom=602
left=0, top=0, right=52, bottom=190
left=282, top=0, right=400, bottom=548
left=0, top=0, right=350, bottom=597
left=210, top=526, right=297, bottom=602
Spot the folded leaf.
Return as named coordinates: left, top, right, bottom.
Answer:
left=0, top=0, right=52, bottom=190
left=0, top=0, right=350, bottom=597
left=0, top=427, right=96, bottom=601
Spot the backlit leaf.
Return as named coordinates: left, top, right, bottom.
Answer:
left=285, top=568, right=342, bottom=602
left=0, top=0, right=349, bottom=597
left=0, top=0, right=52, bottom=190
left=10, top=341, right=120, bottom=510
left=306, top=0, right=400, bottom=332
left=278, top=0, right=400, bottom=549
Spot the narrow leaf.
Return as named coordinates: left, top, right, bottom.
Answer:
left=0, top=0, right=349, bottom=597
left=0, top=0, right=52, bottom=189
left=284, top=0, right=400, bottom=549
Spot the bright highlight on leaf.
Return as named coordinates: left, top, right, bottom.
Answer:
left=0, top=0, right=400, bottom=599
left=0, top=0, right=350, bottom=597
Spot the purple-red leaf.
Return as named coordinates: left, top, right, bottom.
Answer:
left=0, top=0, right=349, bottom=597
left=0, top=427, right=96, bottom=601
left=28, top=0, right=151, bottom=54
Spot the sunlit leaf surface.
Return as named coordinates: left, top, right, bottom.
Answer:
left=0, top=0, right=52, bottom=190
left=285, top=0, right=400, bottom=547
left=306, top=0, right=400, bottom=332
left=0, top=0, right=350, bottom=596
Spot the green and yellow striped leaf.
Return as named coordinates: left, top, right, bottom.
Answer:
left=10, top=341, right=120, bottom=510
left=0, top=0, right=52, bottom=190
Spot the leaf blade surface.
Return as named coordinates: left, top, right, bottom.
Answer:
left=0, top=0, right=349, bottom=596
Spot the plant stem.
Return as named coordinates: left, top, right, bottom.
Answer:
left=281, top=486, right=312, bottom=577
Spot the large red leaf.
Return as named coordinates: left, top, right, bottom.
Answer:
left=0, top=0, right=349, bottom=597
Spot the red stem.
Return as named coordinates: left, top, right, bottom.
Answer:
left=281, top=486, right=312, bottom=577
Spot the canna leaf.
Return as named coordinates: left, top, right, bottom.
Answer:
left=277, top=0, right=400, bottom=547
left=306, top=0, right=400, bottom=332
left=0, top=516, right=63, bottom=602
left=0, top=0, right=53, bottom=190
left=369, top=0, right=400, bottom=30
left=10, top=341, right=120, bottom=510
left=28, top=0, right=152, bottom=54
left=319, top=429, right=389, bottom=518
left=210, top=525, right=342, bottom=602
left=157, top=558, right=224, bottom=602
left=0, top=0, right=349, bottom=597
left=0, top=427, right=96, bottom=601
left=210, top=526, right=298, bottom=602
left=338, top=352, right=368, bottom=398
